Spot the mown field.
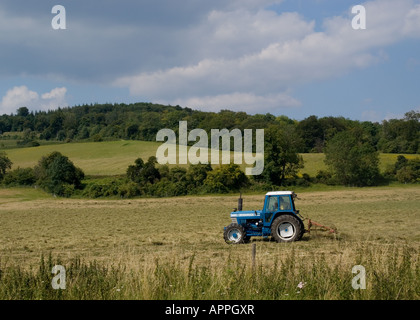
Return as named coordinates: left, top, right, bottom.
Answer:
left=0, top=185, right=418, bottom=300
left=2, top=140, right=418, bottom=176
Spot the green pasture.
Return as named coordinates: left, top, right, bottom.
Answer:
left=2, top=140, right=418, bottom=177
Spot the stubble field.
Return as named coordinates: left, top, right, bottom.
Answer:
left=0, top=185, right=419, bottom=299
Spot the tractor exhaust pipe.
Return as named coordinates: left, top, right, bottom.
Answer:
left=238, top=193, right=243, bottom=211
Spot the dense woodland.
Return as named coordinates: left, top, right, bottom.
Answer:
left=0, top=103, right=419, bottom=197
left=0, top=103, right=419, bottom=154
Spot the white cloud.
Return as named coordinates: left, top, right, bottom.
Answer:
left=40, top=87, right=67, bottom=111
left=114, top=0, right=420, bottom=114
left=193, top=10, right=314, bottom=60
left=361, top=110, right=382, bottom=122
left=41, top=87, right=67, bottom=101
left=167, top=91, right=301, bottom=114
left=0, top=86, right=39, bottom=115
left=403, top=3, right=420, bottom=36
left=0, top=86, right=67, bottom=115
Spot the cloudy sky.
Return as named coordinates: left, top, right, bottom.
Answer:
left=0, top=0, right=419, bottom=121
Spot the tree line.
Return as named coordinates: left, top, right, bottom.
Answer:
left=0, top=103, right=419, bottom=154
left=1, top=147, right=419, bottom=199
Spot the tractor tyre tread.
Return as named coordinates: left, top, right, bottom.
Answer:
left=271, top=214, right=303, bottom=243
left=224, top=223, right=247, bottom=244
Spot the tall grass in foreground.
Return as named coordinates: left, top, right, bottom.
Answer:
left=0, top=244, right=418, bottom=300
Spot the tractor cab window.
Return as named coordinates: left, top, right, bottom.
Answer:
left=278, top=195, right=292, bottom=210
left=266, top=196, right=279, bottom=212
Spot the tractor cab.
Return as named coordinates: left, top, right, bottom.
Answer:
left=262, top=191, right=298, bottom=226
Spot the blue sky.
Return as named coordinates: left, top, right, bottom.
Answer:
left=0, top=0, right=419, bottom=121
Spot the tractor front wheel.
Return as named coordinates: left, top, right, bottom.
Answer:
left=224, top=223, right=248, bottom=244
left=271, top=215, right=303, bottom=243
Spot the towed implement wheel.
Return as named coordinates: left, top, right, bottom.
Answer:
left=224, top=223, right=249, bottom=244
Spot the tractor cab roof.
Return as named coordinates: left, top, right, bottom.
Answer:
left=265, top=191, right=295, bottom=196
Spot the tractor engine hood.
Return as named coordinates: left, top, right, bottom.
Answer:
left=230, top=210, right=262, bottom=218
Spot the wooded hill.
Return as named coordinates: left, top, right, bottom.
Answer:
left=1, top=103, right=419, bottom=154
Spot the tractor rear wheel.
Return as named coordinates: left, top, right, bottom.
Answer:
left=271, top=215, right=303, bottom=243
left=224, top=223, right=247, bottom=244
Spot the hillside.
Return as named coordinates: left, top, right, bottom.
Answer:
left=3, top=140, right=418, bottom=177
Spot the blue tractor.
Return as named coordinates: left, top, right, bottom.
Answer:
left=223, top=191, right=305, bottom=243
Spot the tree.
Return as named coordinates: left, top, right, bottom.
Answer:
left=186, top=163, right=213, bottom=189
left=17, top=107, right=29, bottom=117
left=396, top=166, right=416, bottom=183
left=0, top=151, right=13, bottom=181
left=204, top=164, right=248, bottom=193
left=392, top=156, right=420, bottom=183
left=127, top=156, right=161, bottom=185
left=126, top=124, right=139, bottom=140
left=378, top=111, right=420, bottom=154
left=324, top=128, right=380, bottom=186
left=2, top=167, right=35, bottom=186
left=141, top=156, right=161, bottom=184
left=394, top=155, right=408, bottom=172
left=127, top=158, right=145, bottom=183
left=34, top=151, right=84, bottom=196
left=48, top=112, right=65, bottom=138
left=167, top=166, right=187, bottom=183
left=257, top=125, right=304, bottom=186
left=296, top=115, right=323, bottom=153
left=404, top=110, right=420, bottom=121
